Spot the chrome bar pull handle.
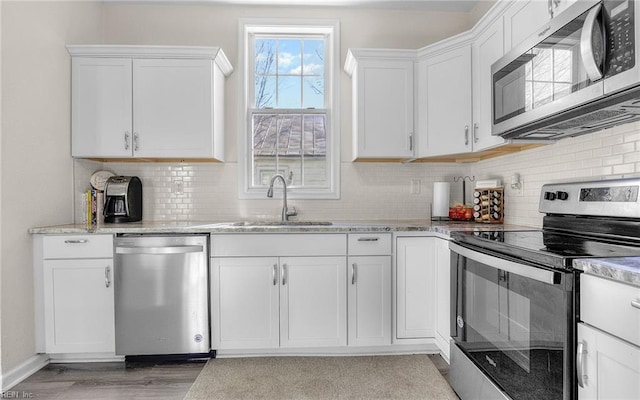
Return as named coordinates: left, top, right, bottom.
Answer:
left=473, top=122, right=479, bottom=143
left=273, top=264, right=278, bottom=286
left=464, top=125, right=469, bottom=145
left=282, top=264, right=287, bottom=286
left=65, top=239, right=88, bottom=244
left=351, top=263, right=357, bottom=285
left=631, top=299, right=640, bottom=310
left=409, top=132, right=414, bottom=151
left=357, top=237, right=379, bottom=242
left=577, top=341, right=587, bottom=388
left=133, top=131, right=140, bottom=152
left=105, top=266, right=111, bottom=288
left=124, top=131, right=130, bottom=150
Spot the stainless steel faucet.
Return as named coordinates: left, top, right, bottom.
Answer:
left=267, top=174, right=297, bottom=221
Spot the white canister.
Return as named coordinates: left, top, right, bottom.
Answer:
left=432, top=182, right=451, bottom=218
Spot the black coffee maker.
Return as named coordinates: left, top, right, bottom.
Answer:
left=103, top=176, right=143, bottom=223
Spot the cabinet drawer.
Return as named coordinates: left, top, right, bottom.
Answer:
left=581, top=274, right=640, bottom=347
left=211, top=234, right=346, bottom=257
left=348, top=233, right=391, bottom=256
left=43, top=235, right=113, bottom=259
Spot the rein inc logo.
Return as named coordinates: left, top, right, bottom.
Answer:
left=1, top=391, right=33, bottom=399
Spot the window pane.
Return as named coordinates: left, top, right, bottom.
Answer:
left=278, top=76, right=302, bottom=108
left=303, top=39, right=324, bottom=76
left=278, top=39, right=302, bottom=75
left=251, top=112, right=327, bottom=188
left=255, top=39, right=276, bottom=75
left=303, top=77, right=324, bottom=108
left=255, top=76, right=276, bottom=108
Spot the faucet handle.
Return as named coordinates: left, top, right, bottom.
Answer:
left=286, top=206, right=297, bottom=218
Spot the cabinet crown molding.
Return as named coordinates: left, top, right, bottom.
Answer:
left=344, top=48, right=418, bottom=75
left=66, top=45, right=234, bottom=76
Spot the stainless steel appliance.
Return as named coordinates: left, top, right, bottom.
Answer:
left=450, top=177, right=640, bottom=400
left=114, top=234, right=210, bottom=356
left=492, top=0, right=640, bottom=140
left=104, top=176, right=143, bottom=223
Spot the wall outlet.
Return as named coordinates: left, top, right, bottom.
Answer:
left=172, top=179, right=184, bottom=195
left=411, top=179, right=421, bottom=195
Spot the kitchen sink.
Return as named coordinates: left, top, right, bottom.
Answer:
left=194, top=221, right=333, bottom=228
left=240, top=220, right=333, bottom=226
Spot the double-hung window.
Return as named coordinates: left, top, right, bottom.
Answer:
left=240, top=20, right=340, bottom=199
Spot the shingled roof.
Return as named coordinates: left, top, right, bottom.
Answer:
left=253, top=114, right=326, bottom=157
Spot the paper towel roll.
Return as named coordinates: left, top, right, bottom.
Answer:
left=433, top=182, right=450, bottom=218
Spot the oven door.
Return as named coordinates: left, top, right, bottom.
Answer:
left=449, top=242, right=575, bottom=400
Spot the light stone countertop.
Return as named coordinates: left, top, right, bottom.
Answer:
left=28, top=219, right=532, bottom=236
left=574, top=258, right=640, bottom=287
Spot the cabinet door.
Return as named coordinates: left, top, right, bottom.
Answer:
left=578, top=323, right=640, bottom=400
left=353, top=60, right=414, bottom=160
left=211, top=257, right=280, bottom=349
left=133, top=58, right=215, bottom=158
left=503, top=0, right=550, bottom=51
left=434, top=238, right=451, bottom=358
left=472, top=18, right=506, bottom=152
left=280, top=257, right=347, bottom=347
left=347, top=256, right=391, bottom=346
left=396, top=237, right=435, bottom=339
left=43, top=259, right=115, bottom=353
left=418, top=45, right=472, bottom=157
left=71, top=57, right=133, bottom=158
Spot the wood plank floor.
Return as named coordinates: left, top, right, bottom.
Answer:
left=8, top=355, right=450, bottom=399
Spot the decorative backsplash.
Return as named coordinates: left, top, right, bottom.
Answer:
left=74, top=122, right=640, bottom=228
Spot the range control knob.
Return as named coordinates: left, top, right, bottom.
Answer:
left=544, top=191, right=557, bottom=201
left=556, top=191, right=569, bottom=201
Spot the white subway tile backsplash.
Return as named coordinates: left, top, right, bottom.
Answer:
left=72, top=121, right=640, bottom=229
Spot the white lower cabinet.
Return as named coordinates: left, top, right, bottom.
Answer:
left=348, top=256, right=391, bottom=346
left=396, top=236, right=435, bottom=339
left=578, top=323, right=640, bottom=400
left=280, top=257, right=347, bottom=348
left=434, top=237, right=450, bottom=359
left=43, top=259, right=115, bottom=353
left=211, top=256, right=347, bottom=350
left=578, top=274, right=640, bottom=399
left=35, top=234, right=115, bottom=355
left=211, top=257, right=280, bottom=349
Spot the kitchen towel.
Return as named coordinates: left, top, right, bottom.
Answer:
left=433, top=181, right=450, bottom=218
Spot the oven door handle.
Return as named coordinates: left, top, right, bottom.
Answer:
left=449, top=242, right=558, bottom=285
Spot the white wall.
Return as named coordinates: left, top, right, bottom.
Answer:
left=1, top=1, right=103, bottom=374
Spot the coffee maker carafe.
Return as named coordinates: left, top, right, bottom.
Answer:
left=104, top=176, right=142, bottom=223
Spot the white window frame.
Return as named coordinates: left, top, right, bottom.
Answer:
left=238, top=18, right=340, bottom=199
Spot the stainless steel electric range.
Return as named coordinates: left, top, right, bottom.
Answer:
left=449, top=177, right=640, bottom=400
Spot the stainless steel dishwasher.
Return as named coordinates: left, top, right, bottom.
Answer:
left=114, top=234, right=210, bottom=356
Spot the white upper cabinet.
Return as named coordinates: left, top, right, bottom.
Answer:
left=345, top=50, right=415, bottom=161
left=68, top=46, right=233, bottom=161
left=472, top=17, right=506, bottom=152
left=503, top=0, right=552, bottom=51
left=71, top=57, right=133, bottom=158
left=418, top=44, right=472, bottom=157
left=504, top=0, right=578, bottom=52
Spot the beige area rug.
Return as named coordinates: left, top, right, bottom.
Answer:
left=184, top=354, right=458, bottom=400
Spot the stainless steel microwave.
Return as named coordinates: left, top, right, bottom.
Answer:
left=492, top=0, right=640, bottom=140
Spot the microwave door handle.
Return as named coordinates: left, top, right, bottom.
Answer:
left=580, top=3, right=605, bottom=82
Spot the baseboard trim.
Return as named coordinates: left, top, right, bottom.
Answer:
left=1, top=354, right=50, bottom=392
left=215, top=343, right=439, bottom=358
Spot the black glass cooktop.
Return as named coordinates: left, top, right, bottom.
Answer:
left=451, top=230, right=640, bottom=269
